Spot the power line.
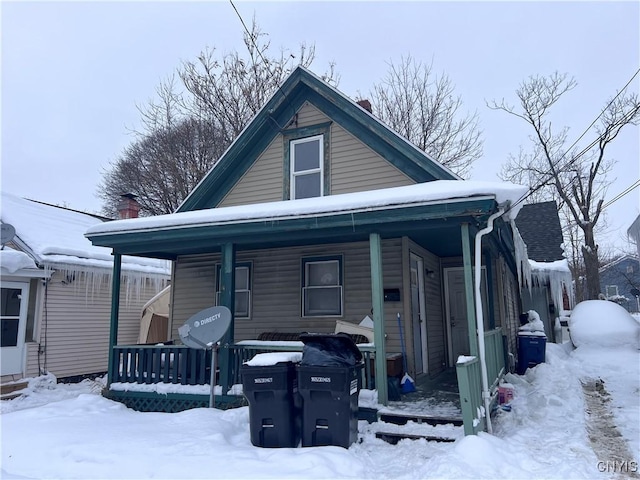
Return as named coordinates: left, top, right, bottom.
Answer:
left=506, top=68, right=640, bottom=212
left=602, top=179, right=640, bottom=210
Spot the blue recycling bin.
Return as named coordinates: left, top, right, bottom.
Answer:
left=517, top=333, right=546, bottom=375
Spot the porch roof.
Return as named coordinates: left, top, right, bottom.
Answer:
left=86, top=180, right=527, bottom=259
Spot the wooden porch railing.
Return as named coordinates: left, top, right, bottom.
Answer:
left=109, top=342, right=376, bottom=391
left=456, top=328, right=506, bottom=436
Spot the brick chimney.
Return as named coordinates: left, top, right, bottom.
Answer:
left=117, top=193, right=140, bottom=219
left=357, top=99, right=372, bottom=113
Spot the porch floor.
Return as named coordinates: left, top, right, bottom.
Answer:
left=380, top=368, right=461, bottom=419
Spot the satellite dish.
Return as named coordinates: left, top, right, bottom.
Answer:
left=178, top=306, right=232, bottom=349
left=1, top=224, right=16, bottom=246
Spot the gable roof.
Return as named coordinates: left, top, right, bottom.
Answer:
left=1, top=191, right=170, bottom=276
left=178, top=66, right=460, bottom=212
left=514, top=201, right=565, bottom=263
left=599, top=254, right=640, bottom=273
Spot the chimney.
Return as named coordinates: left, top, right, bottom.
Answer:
left=357, top=99, right=372, bottom=113
left=117, top=193, right=140, bottom=219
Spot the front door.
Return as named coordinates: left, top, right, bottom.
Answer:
left=1, top=282, right=30, bottom=376
left=444, top=268, right=489, bottom=366
left=410, top=254, right=428, bottom=374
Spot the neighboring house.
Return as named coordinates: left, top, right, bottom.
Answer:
left=628, top=214, right=640, bottom=258
left=599, top=255, right=640, bottom=312
left=515, top=201, right=573, bottom=341
left=0, top=192, right=170, bottom=383
left=86, top=67, right=529, bottom=435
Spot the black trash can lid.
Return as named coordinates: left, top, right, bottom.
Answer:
left=299, top=332, right=364, bottom=364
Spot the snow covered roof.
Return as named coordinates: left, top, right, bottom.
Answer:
left=1, top=192, right=170, bottom=276
left=87, top=180, right=527, bottom=237
left=598, top=254, right=639, bottom=273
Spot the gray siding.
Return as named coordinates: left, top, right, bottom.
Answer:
left=171, top=240, right=406, bottom=351
left=218, top=103, right=414, bottom=207
left=25, top=271, right=163, bottom=379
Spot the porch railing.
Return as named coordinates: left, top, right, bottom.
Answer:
left=109, top=342, right=376, bottom=391
left=456, top=328, right=506, bottom=436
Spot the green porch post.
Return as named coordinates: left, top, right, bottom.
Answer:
left=369, top=233, right=388, bottom=405
left=461, top=223, right=478, bottom=357
left=218, top=243, right=236, bottom=395
left=107, top=252, right=122, bottom=387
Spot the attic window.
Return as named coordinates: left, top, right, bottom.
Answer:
left=282, top=121, right=331, bottom=200
left=291, top=135, right=323, bottom=199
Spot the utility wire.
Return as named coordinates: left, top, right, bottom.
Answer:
left=228, top=0, right=289, bottom=107
left=505, top=68, right=640, bottom=213
left=602, top=179, right=640, bottom=210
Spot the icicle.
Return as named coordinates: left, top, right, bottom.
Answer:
left=510, top=220, right=532, bottom=289
left=529, top=259, right=572, bottom=315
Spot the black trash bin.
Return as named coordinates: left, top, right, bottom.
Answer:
left=241, top=360, right=301, bottom=448
left=516, top=332, right=547, bottom=375
left=297, top=333, right=363, bottom=448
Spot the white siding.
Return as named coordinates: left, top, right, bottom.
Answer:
left=24, top=271, right=164, bottom=379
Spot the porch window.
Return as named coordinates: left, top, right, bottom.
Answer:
left=302, top=256, right=343, bottom=316
left=291, top=135, right=323, bottom=199
left=605, top=285, right=618, bottom=298
left=216, top=263, right=251, bottom=318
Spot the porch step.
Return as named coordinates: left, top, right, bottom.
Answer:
left=379, top=412, right=463, bottom=427
left=375, top=431, right=457, bottom=445
left=0, top=380, right=29, bottom=400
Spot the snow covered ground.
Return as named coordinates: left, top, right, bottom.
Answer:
left=2, top=308, right=638, bottom=479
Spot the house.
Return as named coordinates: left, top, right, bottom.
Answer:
left=514, top=201, right=573, bottom=341
left=599, top=254, right=640, bottom=312
left=85, top=67, right=529, bottom=435
left=0, top=192, right=170, bottom=384
left=628, top=215, right=640, bottom=258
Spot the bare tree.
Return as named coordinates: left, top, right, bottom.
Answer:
left=99, top=20, right=338, bottom=216
left=368, top=56, right=483, bottom=177
left=490, top=72, right=640, bottom=300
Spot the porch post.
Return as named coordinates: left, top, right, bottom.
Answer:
left=107, top=252, right=122, bottom=387
left=218, top=243, right=236, bottom=395
left=461, top=223, right=478, bottom=357
left=369, top=233, right=388, bottom=405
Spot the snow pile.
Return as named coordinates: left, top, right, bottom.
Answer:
left=0, top=247, right=38, bottom=273
left=244, top=352, right=303, bottom=366
left=569, top=300, right=640, bottom=348
left=2, top=338, right=639, bottom=479
left=518, top=309, right=545, bottom=333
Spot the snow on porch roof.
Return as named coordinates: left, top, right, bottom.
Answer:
left=1, top=192, right=170, bottom=275
left=86, top=180, right=528, bottom=237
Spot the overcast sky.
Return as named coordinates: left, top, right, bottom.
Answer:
left=1, top=1, right=638, bottom=253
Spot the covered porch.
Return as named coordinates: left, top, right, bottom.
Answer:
left=86, top=184, right=523, bottom=434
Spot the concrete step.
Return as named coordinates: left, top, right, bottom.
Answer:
left=379, top=411, right=463, bottom=427
left=375, top=431, right=457, bottom=445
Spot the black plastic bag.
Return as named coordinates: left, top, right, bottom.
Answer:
left=300, top=333, right=363, bottom=367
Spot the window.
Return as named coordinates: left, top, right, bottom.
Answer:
left=282, top=122, right=331, bottom=200
left=627, top=265, right=634, bottom=274
left=216, top=264, right=251, bottom=318
left=605, top=285, right=619, bottom=298
left=302, top=257, right=343, bottom=316
left=291, top=135, right=323, bottom=199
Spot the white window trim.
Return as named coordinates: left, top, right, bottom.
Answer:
left=216, top=264, right=252, bottom=319
left=290, top=135, right=324, bottom=200
left=302, top=258, right=343, bottom=317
